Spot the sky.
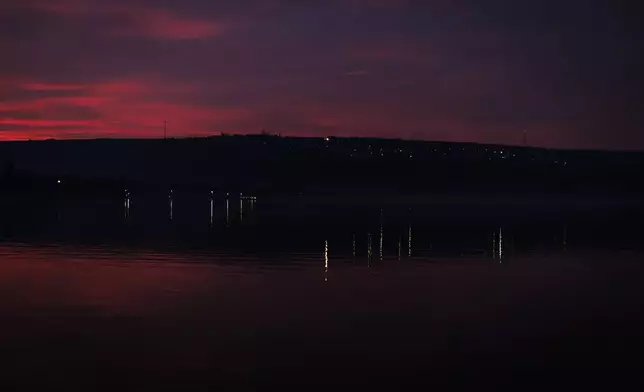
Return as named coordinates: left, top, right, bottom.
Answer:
left=1, top=0, right=642, bottom=149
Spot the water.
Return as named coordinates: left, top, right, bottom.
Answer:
left=1, top=192, right=644, bottom=387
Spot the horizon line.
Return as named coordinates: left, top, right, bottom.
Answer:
left=0, top=133, right=642, bottom=154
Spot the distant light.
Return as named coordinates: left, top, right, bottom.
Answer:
left=57, top=180, right=61, bottom=184
left=324, top=137, right=330, bottom=142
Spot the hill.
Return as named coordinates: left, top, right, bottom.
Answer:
left=1, top=135, right=643, bottom=196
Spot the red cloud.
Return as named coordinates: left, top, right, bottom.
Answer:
left=22, top=82, right=86, bottom=91
left=0, top=118, right=101, bottom=127
left=25, top=0, right=227, bottom=40
left=0, top=77, right=250, bottom=140
left=114, top=9, right=227, bottom=40
left=90, top=80, right=147, bottom=95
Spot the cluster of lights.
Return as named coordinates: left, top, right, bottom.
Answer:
left=124, top=188, right=131, bottom=217
left=324, top=240, right=328, bottom=282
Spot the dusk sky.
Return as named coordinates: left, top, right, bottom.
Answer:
left=1, top=0, right=642, bottom=149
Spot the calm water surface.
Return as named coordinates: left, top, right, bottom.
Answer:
left=1, top=192, right=644, bottom=387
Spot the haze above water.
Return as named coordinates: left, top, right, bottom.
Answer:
left=1, top=192, right=644, bottom=387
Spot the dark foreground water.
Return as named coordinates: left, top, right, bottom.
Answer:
left=1, top=192, right=644, bottom=388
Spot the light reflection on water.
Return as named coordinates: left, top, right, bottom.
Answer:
left=2, top=192, right=644, bottom=260
left=2, top=194, right=644, bottom=385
